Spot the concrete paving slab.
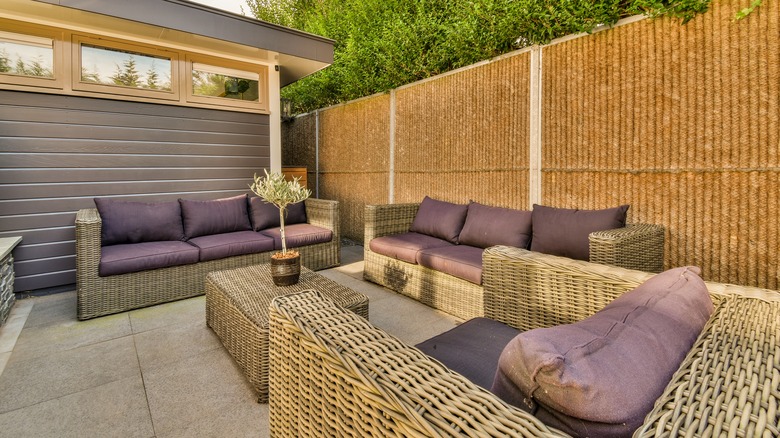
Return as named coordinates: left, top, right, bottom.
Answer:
left=129, top=296, right=206, bottom=334
left=143, top=347, right=266, bottom=438
left=0, top=336, right=139, bottom=413
left=21, top=291, right=76, bottom=329
left=0, top=375, right=154, bottom=438
left=134, top=317, right=222, bottom=373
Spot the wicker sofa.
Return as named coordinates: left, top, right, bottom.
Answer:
left=269, top=246, right=780, bottom=437
left=364, top=202, right=665, bottom=320
left=75, top=197, right=340, bottom=320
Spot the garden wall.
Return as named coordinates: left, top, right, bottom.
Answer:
left=282, top=0, right=780, bottom=289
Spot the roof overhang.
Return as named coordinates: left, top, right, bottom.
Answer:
left=24, top=0, right=333, bottom=86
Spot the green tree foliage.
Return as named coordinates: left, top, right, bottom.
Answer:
left=0, top=49, right=11, bottom=73
left=111, top=57, right=141, bottom=87
left=247, top=0, right=753, bottom=112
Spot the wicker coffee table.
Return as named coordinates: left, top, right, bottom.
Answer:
left=205, top=263, right=369, bottom=403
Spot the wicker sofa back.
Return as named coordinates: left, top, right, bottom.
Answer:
left=269, top=249, right=780, bottom=437
left=363, top=202, right=665, bottom=320
left=75, top=198, right=340, bottom=320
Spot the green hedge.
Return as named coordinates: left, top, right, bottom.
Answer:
left=246, top=0, right=748, bottom=112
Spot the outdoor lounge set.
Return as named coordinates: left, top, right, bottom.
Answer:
left=75, top=194, right=340, bottom=320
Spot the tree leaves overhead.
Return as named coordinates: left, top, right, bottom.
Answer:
left=246, top=0, right=715, bottom=113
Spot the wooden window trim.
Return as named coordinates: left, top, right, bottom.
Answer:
left=71, top=34, right=180, bottom=101
left=186, top=54, right=268, bottom=112
left=0, top=22, right=63, bottom=90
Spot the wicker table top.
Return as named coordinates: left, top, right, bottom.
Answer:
left=206, top=264, right=368, bottom=329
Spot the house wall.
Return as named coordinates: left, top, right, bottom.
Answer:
left=0, top=89, right=270, bottom=292
left=282, top=0, right=780, bottom=289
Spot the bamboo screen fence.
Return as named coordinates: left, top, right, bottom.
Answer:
left=282, top=0, right=779, bottom=289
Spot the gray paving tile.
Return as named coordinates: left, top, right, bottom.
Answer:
left=10, top=311, right=132, bottom=363
left=0, top=375, right=154, bottom=438
left=144, top=347, right=265, bottom=438
left=128, top=296, right=206, bottom=334
left=134, top=318, right=222, bottom=372
left=0, top=336, right=139, bottom=413
left=369, top=291, right=460, bottom=345
left=22, top=291, right=77, bottom=329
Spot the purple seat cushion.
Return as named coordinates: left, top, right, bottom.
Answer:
left=458, top=202, right=532, bottom=249
left=409, top=196, right=469, bottom=243
left=491, top=266, right=713, bottom=438
left=530, top=204, right=629, bottom=261
left=248, top=197, right=307, bottom=231
left=368, top=232, right=453, bottom=264
left=99, top=241, right=199, bottom=276
left=94, top=198, right=185, bottom=246
left=416, top=245, right=484, bottom=285
left=187, top=231, right=275, bottom=262
left=179, top=194, right=251, bottom=239
left=260, top=223, right=332, bottom=250
left=416, top=317, right=520, bottom=391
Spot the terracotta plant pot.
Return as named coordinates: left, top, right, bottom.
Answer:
left=270, top=252, right=301, bottom=286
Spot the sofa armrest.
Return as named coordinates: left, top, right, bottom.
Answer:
left=304, top=198, right=339, bottom=240
left=268, top=290, right=569, bottom=438
left=482, top=246, right=654, bottom=331
left=588, top=223, right=665, bottom=273
left=75, top=208, right=102, bottom=287
left=363, top=203, right=420, bottom=243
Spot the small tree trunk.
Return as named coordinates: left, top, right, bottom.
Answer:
left=279, top=207, right=287, bottom=255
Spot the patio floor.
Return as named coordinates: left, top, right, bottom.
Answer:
left=0, top=245, right=460, bottom=437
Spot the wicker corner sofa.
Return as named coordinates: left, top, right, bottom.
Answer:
left=75, top=198, right=340, bottom=320
left=269, top=246, right=780, bottom=437
left=363, top=202, right=666, bottom=320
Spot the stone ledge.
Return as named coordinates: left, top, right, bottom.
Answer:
left=0, top=237, right=22, bottom=261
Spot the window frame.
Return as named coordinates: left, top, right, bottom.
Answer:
left=72, top=34, right=180, bottom=101
left=0, top=23, right=63, bottom=89
left=186, top=54, right=268, bottom=112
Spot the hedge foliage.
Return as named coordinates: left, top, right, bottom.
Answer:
left=246, top=0, right=744, bottom=113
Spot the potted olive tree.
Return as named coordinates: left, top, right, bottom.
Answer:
left=250, top=169, right=311, bottom=285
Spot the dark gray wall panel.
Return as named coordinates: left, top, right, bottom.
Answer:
left=0, top=90, right=271, bottom=292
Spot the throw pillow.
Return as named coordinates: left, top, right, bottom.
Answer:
left=491, top=266, right=713, bottom=436
left=179, top=194, right=251, bottom=238
left=248, top=197, right=307, bottom=231
left=409, top=196, right=469, bottom=244
left=94, top=198, right=185, bottom=246
left=530, top=204, right=629, bottom=260
left=458, top=202, right=532, bottom=249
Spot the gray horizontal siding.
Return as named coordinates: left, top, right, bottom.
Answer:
left=0, top=90, right=271, bottom=292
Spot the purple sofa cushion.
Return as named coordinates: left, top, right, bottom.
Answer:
left=187, top=231, right=275, bottom=262
left=248, top=198, right=307, bottom=231
left=369, top=232, right=453, bottom=264
left=409, top=196, right=469, bottom=244
left=94, top=198, right=185, bottom=246
left=491, top=266, right=713, bottom=438
left=179, top=195, right=251, bottom=239
left=416, top=245, right=484, bottom=285
left=99, top=241, right=199, bottom=277
left=458, top=202, right=532, bottom=249
left=416, top=317, right=520, bottom=391
left=260, top=223, right=332, bottom=250
left=530, top=204, right=629, bottom=261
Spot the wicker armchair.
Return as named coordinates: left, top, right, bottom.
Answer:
left=363, top=202, right=665, bottom=320
left=75, top=198, right=340, bottom=320
left=270, top=248, right=779, bottom=437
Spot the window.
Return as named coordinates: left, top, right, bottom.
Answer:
left=187, top=55, right=267, bottom=111
left=0, top=26, right=62, bottom=88
left=73, top=35, right=179, bottom=100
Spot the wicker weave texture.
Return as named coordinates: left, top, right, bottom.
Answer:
left=364, top=203, right=665, bottom=322
left=269, top=290, right=568, bottom=437
left=542, top=0, right=780, bottom=289
left=206, top=265, right=368, bottom=403
left=75, top=198, right=340, bottom=320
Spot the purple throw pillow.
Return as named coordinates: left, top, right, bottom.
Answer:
left=458, top=202, right=532, bottom=249
left=248, top=197, right=307, bottom=231
left=409, top=196, right=469, bottom=244
left=179, top=194, right=251, bottom=239
left=94, top=198, right=185, bottom=246
left=530, top=204, right=629, bottom=260
left=491, top=266, right=713, bottom=436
